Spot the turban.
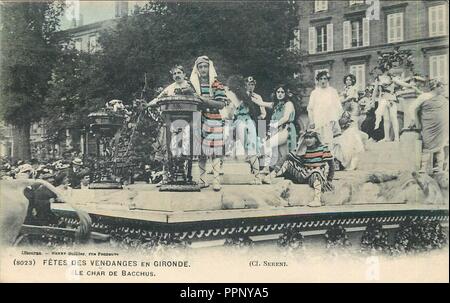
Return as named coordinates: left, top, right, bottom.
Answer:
left=190, top=56, right=218, bottom=97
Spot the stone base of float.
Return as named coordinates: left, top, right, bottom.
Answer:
left=55, top=168, right=447, bottom=215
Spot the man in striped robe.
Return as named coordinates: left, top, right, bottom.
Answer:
left=190, top=56, right=228, bottom=191
left=275, top=130, right=335, bottom=207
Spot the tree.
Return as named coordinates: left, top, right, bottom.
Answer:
left=44, top=0, right=307, bottom=160
left=98, top=0, right=304, bottom=102
left=0, top=1, right=64, bottom=160
left=44, top=49, right=108, bottom=144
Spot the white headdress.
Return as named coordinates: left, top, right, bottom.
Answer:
left=189, top=56, right=218, bottom=97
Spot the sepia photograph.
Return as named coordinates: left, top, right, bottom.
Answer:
left=0, top=0, right=448, bottom=285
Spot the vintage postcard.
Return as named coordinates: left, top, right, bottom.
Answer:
left=0, top=0, right=448, bottom=285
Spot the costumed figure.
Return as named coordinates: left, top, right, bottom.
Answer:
left=245, top=76, right=273, bottom=120
left=409, top=79, right=449, bottom=173
left=226, top=75, right=263, bottom=184
left=190, top=56, right=228, bottom=191
left=273, top=130, right=335, bottom=207
left=334, top=74, right=368, bottom=170
left=307, top=71, right=343, bottom=148
left=148, top=65, right=196, bottom=186
left=372, top=62, right=419, bottom=142
left=262, top=84, right=297, bottom=184
left=340, top=74, right=360, bottom=117
left=360, top=85, right=385, bottom=141
left=333, top=110, right=367, bottom=170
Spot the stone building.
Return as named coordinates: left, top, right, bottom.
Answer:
left=297, top=0, right=448, bottom=94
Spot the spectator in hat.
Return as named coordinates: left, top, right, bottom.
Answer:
left=67, top=158, right=90, bottom=189
left=16, top=164, right=33, bottom=179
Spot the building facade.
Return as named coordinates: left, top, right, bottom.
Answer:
left=62, top=1, right=145, bottom=53
left=297, top=0, right=448, bottom=95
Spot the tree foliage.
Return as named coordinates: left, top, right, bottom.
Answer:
left=43, top=0, right=307, bottom=159
left=98, top=0, right=304, bottom=102
left=0, top=1, right=65, bottom=159
left=0, top=1, right=65, bottom=124
left=44, top=49, right=107, bottom=143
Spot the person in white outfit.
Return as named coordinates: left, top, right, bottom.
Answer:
left=307, top=71, right=343, bottom=147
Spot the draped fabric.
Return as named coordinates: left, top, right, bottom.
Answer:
left=190, top=56, right=218, bottom=97
left=419, top=95, right=449, bottom=153
left=233, top=94, right=261, bottom=156
left=189, top=57, right=226, bottom=156
left=278, top=151, right=333, bottom=192
left=308, top=86, right=343, bottom=129
left=271, top=101, right=297, bottom=152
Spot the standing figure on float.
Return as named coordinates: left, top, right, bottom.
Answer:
left=245, top=76, right=273, bottom=120
left=190, top=56, right=228, bottom=191
left=372, top=62, right=418, bottom=142
left=148, top=65, right=196, bottom=186
left=334, top=74, right=367, bottom=170
left=226, top=75, right=264, bottom=184
left=409, top=79, right=449, bottom=173
left=307, top=71, right=343, bottom=148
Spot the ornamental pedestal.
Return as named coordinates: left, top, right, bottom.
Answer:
left=157, top=95, right=202, bottom=192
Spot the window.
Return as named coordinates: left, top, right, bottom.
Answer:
left=314, top=0, right=328, bottom=13
left=343, top=18, right=370, bottom=49
left=349, top=64, right=366, bottom=91
left=429, top=55, right=448, bottom=84
left=115, top=1, right=129, bottom=17
left=289, top=28, right=301, bottom=51
left=88, top=35, right=98, bottom=53
left=351, top=20, right=363, bottom=47
left=349, top=0, right=364, bottom=5
left=429, top=5, right=448, bottom=37
left=309, top=24, right=333, bottom=54
left=387, top=12, right=404, bottom=43
left=317, top=25, right=327, bottom=53
left=74, top=38, right=82, bottom=51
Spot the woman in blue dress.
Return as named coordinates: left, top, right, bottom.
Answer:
left=226, top=75, right=264, bottom=184
left=262, top=84, right=297, bottom=184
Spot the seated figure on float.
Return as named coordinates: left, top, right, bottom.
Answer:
left=272, top=130, right=335, bottom=208
left=147, top=65, right=196, bottom=187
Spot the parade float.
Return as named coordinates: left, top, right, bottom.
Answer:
left=14, top=48, right=449, bottom=251
left=41, top=93, right=448, bottom=252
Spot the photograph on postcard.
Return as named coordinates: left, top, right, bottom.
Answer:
left=0, top=0, right=448, bottom=283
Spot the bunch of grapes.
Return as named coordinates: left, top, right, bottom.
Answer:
left=277, top=227, right=304, bottom=250
left=324, top=225, right=351, bottom=249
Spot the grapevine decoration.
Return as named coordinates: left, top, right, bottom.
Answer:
left=324, top=225, right=351, bottom=248
left=224, top=234, right=254, bottom=248
left=108, top=226, right=191, bottom=251
left=370, top=46, right=415, bottom=76
left=360, top=221, right=390, bottom=253
left=277, top=227, right=304, bottom=250
left=393, top=218, right=448, bottom=253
